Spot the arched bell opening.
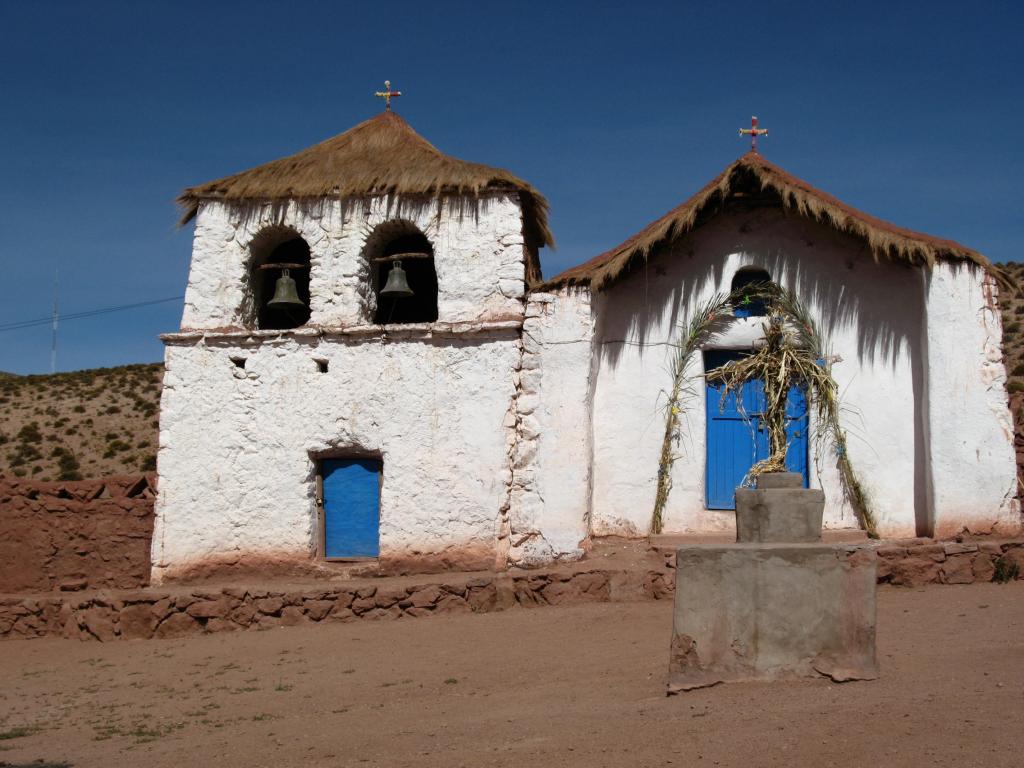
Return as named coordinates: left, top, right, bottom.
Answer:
left=731, top=267, right=773, bottom=318
left=248, top=227, right=312, bottom=330
left=363, top=220, right=438, bottom=325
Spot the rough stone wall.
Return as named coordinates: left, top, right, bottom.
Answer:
left=505, top=289, right=595, bottom=566
left=2, top=537, right=1021, bottom=642
left=0, top=475, right=155, bottom=593
left=925, top=262, right=1019, bottom=536
left=153, top=331, right=521, bottom=582
left=181, top=193, right=528, bottom=330
left=0, top=566, right=654, bottom=642
left=589, top=208, right=932, bottom=539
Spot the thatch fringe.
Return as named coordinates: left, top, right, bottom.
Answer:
left=177, top=111, right=554, bottom=280
left=541, top=151, right=1005, bottom=292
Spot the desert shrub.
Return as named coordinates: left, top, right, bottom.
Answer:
left=8, top=439, right=41, bottom=466
left=104, top=405, right=121, bottom=415
left=1008, top=379, right=1024, bottom=394
left=141, top=455, right=156, bottom=472
left=31, top=465, right=43, bottom=475
left=17, top=423, right=42, bottom=443
left=72, top=404, right=86, bottom=413
left=104, top=432, right=118, bottom=441
left=102, top=439, right=131, bottom=458
left=1012, top=363, right=1024, bottom=377
left=1005, top=321, right=1021, bottom=334
left=993, top=556, right=1020, bottom=583
left=56, top=449, right=81, bottom=481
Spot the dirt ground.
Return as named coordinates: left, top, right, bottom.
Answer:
left=1, top=583, right=1022, bottom=768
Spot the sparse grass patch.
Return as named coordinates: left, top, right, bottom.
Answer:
left=0, top=725, right=40, bottom=740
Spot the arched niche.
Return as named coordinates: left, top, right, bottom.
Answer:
left=247, top=226, right=312, bottom=330
left=363, top=220, right=438, bottom=325
left=731, top=267, right=772, bottom=318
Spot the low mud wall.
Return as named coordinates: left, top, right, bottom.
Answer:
left=0, top=475, right=156, bottom=593
left=1, top=538, right=1021, bottom=642
left=874, top=539, right=1024, bottom=586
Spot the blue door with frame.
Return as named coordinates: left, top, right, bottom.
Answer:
left=322, top=458, right=382, bottom=558
left=704, top=350, right=809, bottom=510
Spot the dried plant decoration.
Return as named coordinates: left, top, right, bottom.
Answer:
left=650, top=282, right=878, bottom=538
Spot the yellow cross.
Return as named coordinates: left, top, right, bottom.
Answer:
left=374, top=80, right=402, bottom=112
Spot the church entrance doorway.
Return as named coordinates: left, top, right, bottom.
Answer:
left=703, top=349, right=809, bottom=510
left=319, top=458, right=382, bottom=559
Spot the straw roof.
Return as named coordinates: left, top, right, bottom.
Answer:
left=178, top=112, right=553, bottom=279
left=542, top=151, right=999, bottom=291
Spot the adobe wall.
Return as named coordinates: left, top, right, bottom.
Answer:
left=181, top=193, right=529, bottom=330
left=0, top=475, right=155, bottom=593
left=505, top=289, right=595, bottom=565
left=589, top=208, right=934, bottom=539
left=154, top=329, right=521, bottom=583
left=925, top=262, right=1019, bottom=536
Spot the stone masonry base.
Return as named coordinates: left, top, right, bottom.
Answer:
left=1, top=537, right=1022, bottom=643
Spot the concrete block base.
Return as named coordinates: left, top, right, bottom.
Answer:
left=667, top=543, right=878, bottom=693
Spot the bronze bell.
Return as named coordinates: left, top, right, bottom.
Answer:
left=268, top=268, right=304, bottom=308
left=380, top=260, right=414, bottom=298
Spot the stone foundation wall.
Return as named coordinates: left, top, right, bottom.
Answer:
left=0, top=568, right=665, bottom=642
left=874, top=539, right=1024, bottom=586
left=2, top=538, right=1020, bottom=642
left=0, top=475, right=155, bottom=593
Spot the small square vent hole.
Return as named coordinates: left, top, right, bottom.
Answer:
left=315, top=359, right=329, bottom=373
left=230, top=356, right=247, bottom=370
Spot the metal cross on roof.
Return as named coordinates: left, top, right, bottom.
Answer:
left=374, top=80, right=402, bottom=112
left=739, top=116, right=768, bottom=152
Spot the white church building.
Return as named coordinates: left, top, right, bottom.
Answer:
left=151, top=109, right=1019, bottom=582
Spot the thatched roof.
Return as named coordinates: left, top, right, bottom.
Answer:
left=542, top=151, right=999, bottom=291
left=178, top=112, right=553, bottom=279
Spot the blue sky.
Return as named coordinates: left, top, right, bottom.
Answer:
left=1, top=0, right=1021, bottom=374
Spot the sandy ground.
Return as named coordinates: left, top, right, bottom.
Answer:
left=0, top=583, right=1022, bottom=768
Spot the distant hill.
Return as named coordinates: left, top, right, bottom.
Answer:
left=997, top=263, right=1024, bottom=391
left=0, top=363, right=161, bottom=481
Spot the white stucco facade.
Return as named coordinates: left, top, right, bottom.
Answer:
left=586, top=209, right=940, bottom=538
left=155, top=169, right=1020, bottom=581
left=181, top=194, right=529, bottom=331
left=153, top=191, right=534, bottom=581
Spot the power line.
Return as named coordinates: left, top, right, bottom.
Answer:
left=0, top=296, right=184, bottom=333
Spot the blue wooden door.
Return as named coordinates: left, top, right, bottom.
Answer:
left=322, top=458, right=381, bottom=558
left=704, top=350, right=809, bottom=509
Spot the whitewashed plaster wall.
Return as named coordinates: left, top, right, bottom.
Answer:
left=589, top=208, right=934, bottom=539
left=180, top=193, right=529, bottom=330
left=152, top=331, right=520, bottom=582
left=505, top=289, right=595, bottom=566
left=925, top=263, right=1019, bottom=536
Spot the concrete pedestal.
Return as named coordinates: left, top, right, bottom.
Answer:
left=735, top=472, right=825, bottom=543
left=667, top=543, right=878, bottom=693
